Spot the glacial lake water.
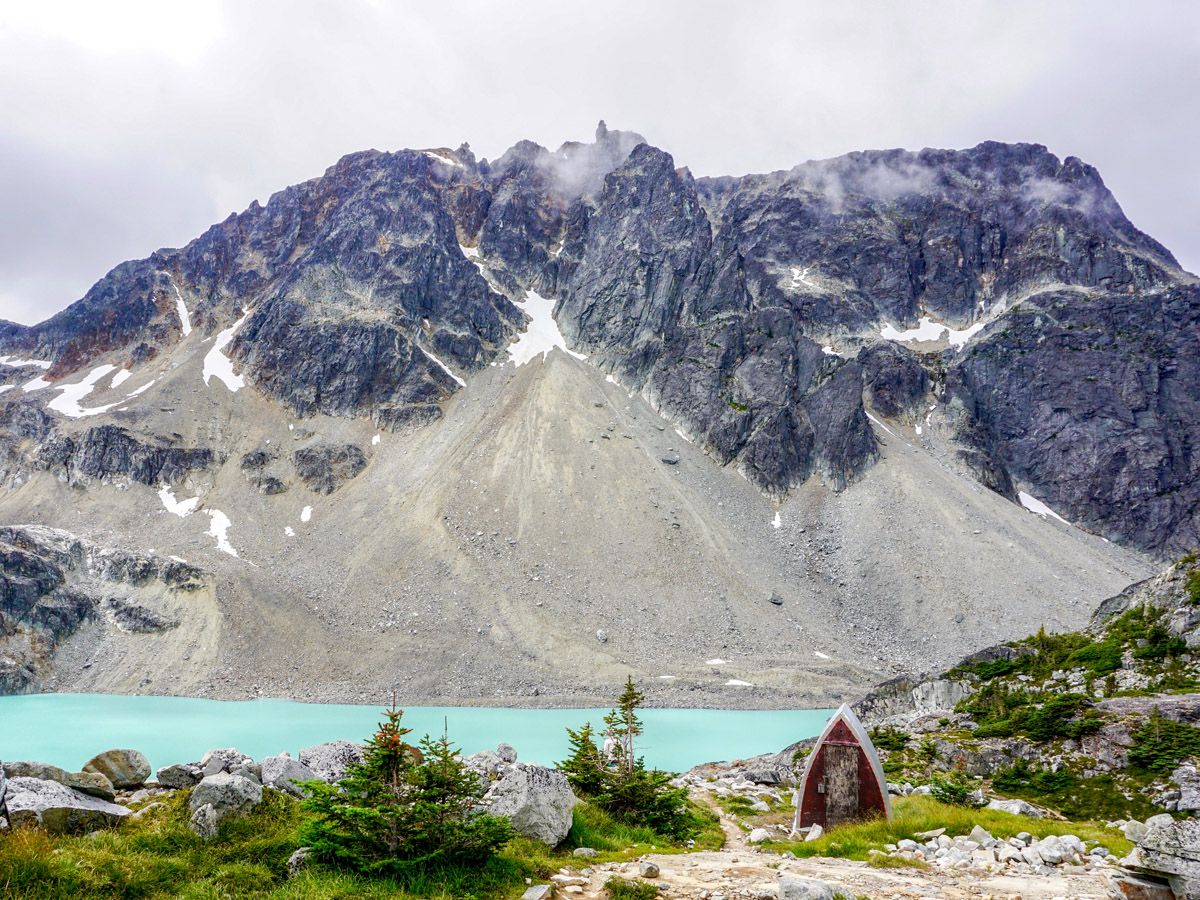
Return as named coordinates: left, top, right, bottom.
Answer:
left=0, top=694, right=833, bottom=774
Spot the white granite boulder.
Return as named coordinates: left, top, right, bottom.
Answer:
left=3, top=776, right=131, bottom=833
left=298, top=740, right=364, bottom=783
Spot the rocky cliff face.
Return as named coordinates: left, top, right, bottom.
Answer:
left=1, top=128, right=1193, bottom=553
left=0, top=526, right=209, bottom=693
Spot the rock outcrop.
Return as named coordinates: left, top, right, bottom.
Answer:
left=33, top=425, right=213, bottom=487
left=1119, top=818, right=1200, bottom=898
left=0, top=525, right=209, bottom=693
left=292, top=443, right=367, bottom=494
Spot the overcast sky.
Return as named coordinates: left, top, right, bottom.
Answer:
left=1, top=0, right=1196, bottom=325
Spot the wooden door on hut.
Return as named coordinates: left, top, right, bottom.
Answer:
left=794, top=704, right=891, bottom=831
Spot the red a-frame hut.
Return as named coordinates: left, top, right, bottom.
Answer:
left=794, top=703, right=892, bottom=831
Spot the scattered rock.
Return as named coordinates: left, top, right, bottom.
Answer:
left=748, top=828, right=772, bottom=844
left=986, top=797, right=1044, bottom=818
left=1124, top=820, right=1151, bottom=843
left=131, top=801, right=165, bottom=820
left=82, top=748, right=151, bottom=789
left=573, top=847, right=598, bottom=858
left=805, top=823, right=824, bottom=842
left=187, top=772, right=263, bottom=836
left=286, top=847, right=311, bottom=879
left=156, top=763, right=202, bottom=790
left=521, top=886, right=553, bottom=900
left=189, top=802, right=220, bottom=839
left=639, top=861, right=660, bottom=878
left=3, top=761, right=115, bottom=801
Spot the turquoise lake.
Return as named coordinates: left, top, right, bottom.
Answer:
left=0, top=694, right=833, bottom=774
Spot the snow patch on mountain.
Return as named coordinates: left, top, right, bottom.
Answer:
left=206, top=509, right=238, bottom=556
left=420, top=346, right=466, bottom=387
left=168, top=276, right=192, bottom=336
left=45, top=364, right=121, bottom=418
left=880, top=316, right=985, bottom=349
left=506, top=290, right=587, bottom=366
left=1018, top=490, right=1071, bottom=526
left=158, top=486, right=200, bottom=517
left=202, top=310, right=250, bottom=392
left=0, top=355, right=52, bottom=370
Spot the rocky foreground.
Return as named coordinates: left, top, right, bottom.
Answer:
left=4, top=737, right=1190, bottom=899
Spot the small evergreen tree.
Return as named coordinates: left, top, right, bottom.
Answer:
left=300, top=701, right=514, bottom=877
left=603, top=677, right=645, bottom=776
left=560, top=722, right=607, bottom=796
left=559, top=677, right=693, bottom=840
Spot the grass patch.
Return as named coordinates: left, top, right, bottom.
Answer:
left=866, top=853, right=929, bottom=870
left=762, top=795, right=1129, bottom=862
left=0, top=791, right=714, bottom=900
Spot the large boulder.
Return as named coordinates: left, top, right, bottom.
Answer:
left=261, top=753, right=319, bottom=797
left=1124, top=817, right=1200, bottom=898
left=82, top=748, right=150, bottom=788
left=3, top=760, right=115, bottom=801
left=3, top=776, right=131, bottom=833
left=298, top=740, right=364, bottom=783
left=189, top=772, right=262, bottom=816
left=478, top=763, right=576, bottom=846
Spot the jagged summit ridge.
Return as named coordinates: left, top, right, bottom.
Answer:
left=0, top=125, right=1196, bottom=555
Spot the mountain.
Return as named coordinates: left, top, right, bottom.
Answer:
left=0, top=123, right=1191, bottom=704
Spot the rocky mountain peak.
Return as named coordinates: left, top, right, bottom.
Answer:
left=1, top=129, right=1196, bottom=557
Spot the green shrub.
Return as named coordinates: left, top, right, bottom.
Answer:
left=928, top=774, right=980, bottom=807
left=560, top=678, right=695, bottom=840
left=989, top=758, right=1158, bottom=820
left=1188, top=569, right=1200, bottom=606
left=300, top=702, right=514, bottom=878
left=605, top=876, right=661, bottom=900
left=963, top=688, right=1102, bottom=743
left=868, top=726, right=910, bottom=753
left=1128, top=709, right=1200, bottom=774
left=993, top=759, right=1073, bottom=795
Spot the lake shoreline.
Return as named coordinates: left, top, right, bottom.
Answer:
left=0, top=693, right=833, bottom=774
